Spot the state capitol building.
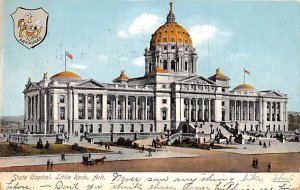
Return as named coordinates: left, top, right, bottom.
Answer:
left=23, top=3, right=288, bottom=140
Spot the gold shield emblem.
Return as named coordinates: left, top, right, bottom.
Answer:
left=11, top=7, right=48, bottom=49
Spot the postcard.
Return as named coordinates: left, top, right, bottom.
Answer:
left=0, top=0, right=299, bottom=189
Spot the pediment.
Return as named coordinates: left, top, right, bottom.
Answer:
left=24, top=82, right=38, bottom=92
left=260, top=91, right=285, bottom=98
left=179, top=75, right=215, bottom=85
left=74, top=79, right=106, bottom=89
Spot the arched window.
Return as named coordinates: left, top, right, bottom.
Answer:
left=163, top=60, right=167, bottom=70
left=171, top=60, right=176, bottom=71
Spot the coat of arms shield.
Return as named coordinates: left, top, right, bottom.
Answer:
left=11, top=7, right=48, bottom=49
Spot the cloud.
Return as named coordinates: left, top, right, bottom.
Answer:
left=189, top=25, right=231, bottom=46
left=118, top=13, right=159, bottom=38
left=69, top=64, right=88, bottom=70
left=98, top=54, right=108, bottom=61
left=189, top=25, right=217, bottom=46
left=132, top=56, right=144, bottom=67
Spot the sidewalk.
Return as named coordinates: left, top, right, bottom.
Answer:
left=0, top=142, right=198, bottom=168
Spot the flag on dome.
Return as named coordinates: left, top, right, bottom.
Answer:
left=65, top=51, right=73, bottom=59
left=244, top=68, right=250, bottom=75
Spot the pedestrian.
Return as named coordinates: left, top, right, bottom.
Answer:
left=259, top=141, right=262, bottom=145
left=47, top=159, right=50, bottom=171
left=88, top=153, right=91, bottom=160
left=203, top=138, right=206, bottom=144
left=142, top=145, right=145, bottom=152
left=269, top=141, right=271, bottom=147
left=61, top=153, right=65, bottom=161
left=152, top=139, right=155, bottom=147
left=263, top=142, right=267, bottom=148
left=108, top=145, right=110, bottom=150
left=252, top=158, right=256, bottom=168
left=50, top=161, right=53, bottom=171
left=148, top=148, right=152, bottom=157
left=105, top=144, right=107, bottom=150
left=255, top=159, right=259, bottom=169
left=267, top=162, right=272, bottom=172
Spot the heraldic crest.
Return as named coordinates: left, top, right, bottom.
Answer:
left=11, top=7, right=48, bottom=49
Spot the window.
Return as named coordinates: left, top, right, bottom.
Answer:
left=162, top=99, right=167, bottom=104
left=120, top=124, right=124, bottom=133
left=171, top=60, right=175, bottom=71
left=163, top=60, right=168, bottom=70
left=80, top=124, right=84, bottom=133
left=60, top=95, right=65, bottom=103
left=88, top=95, right=93, bottom=104
left=88, top=109, right=93, bottom=119
left=110, top=124, right=114, bottom=133
left=130, top=124, right=134, bottom=132
left=60, top=107, right=65, bottom=120
left=78, top=109, right=84, bottom=119
left=96, top=109, right=101, bottom=119
left=89, top=124, right=93, bottom=133
left=96, top=95, right=101, bottom=104
left=140, top=124, right=144, bottom=132
left=171, top=46, right=175, bottom=49
left=185, top=62, right=188, bottom=71
left=150, top=124, right=153, bottom=132
left=164, top=46, right=167, bottom=50
left=162, top=109, right=167, bottom=120
left=222, top=88, right=225, bottom=92
left=222, top=101, right=225, bottom=106
left=78, top=95, right=83, bottom=104
left=98, top=124, right=102, bottom=133
left=164, top=124, right=167, bottom=132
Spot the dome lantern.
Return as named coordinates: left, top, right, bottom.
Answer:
left=167, top=1, right=175, bottom=23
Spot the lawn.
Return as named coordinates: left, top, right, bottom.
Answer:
left=0, top=142, right=107, bottom=157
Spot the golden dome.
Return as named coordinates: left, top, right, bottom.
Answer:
left=233, top=84, right=256, bottom=91
left=209, top=68, right=229, bottom=81
left=50, top=71, right=81, bottom=79
left=113, top=70, right=129, bottom=82
left=149, top=66, right=169, bottom=76
left=150, top=2, right=192, bottom=47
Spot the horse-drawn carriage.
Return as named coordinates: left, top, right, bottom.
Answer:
left=82, top=155, right=106, bottom=166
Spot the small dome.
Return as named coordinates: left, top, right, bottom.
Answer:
left=50, top=71, right=81, bottom=80
left=113, top=70, right=129, bottom=82
left=233, top=84, right=256, bottom=91
left=209, top=68, right=229, bottom=81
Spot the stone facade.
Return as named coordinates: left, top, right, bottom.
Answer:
left=23, top=2, right=288, bottom=137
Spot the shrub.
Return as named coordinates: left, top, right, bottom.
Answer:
left=117, top=137, right=133, bottom=146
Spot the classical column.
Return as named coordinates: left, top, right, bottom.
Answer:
left=274, top=102, right=277, bottom=121
left=195, top=98, right=199, bottom=121
left=125, top=96, right=128, bottom=120
left=208, top=99, right=211, bottom=122
left=102, top=94, right=107, bottom=120
left=37, top=95, right=40, bottom=120
left=253, top=102, right=256, bottom=121
left=84, top=95, right=88, bottom=120
left=234, top=101, right=236, bottom=121
left=135, top=96, right=138, bottom=120
left=188, top=98, right=192, bottom=121
left=145, top=97, right=148, bottom=120
left=93, top=95, right=97, bottom=120
left=202, top=99, right=205, bottom=121
left=115, top=95, right=118, bottom=120
left=285, top=102, right=288, bottom=122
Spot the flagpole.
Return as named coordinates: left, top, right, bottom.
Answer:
left=244, top=70, right=245, bottom=84
left=65, top=51, right=66, bottom=72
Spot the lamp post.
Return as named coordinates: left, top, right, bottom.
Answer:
left=57, top=123, right=60, bottom=133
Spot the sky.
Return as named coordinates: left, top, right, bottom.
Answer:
left=1, top=0, right=300, bottom=116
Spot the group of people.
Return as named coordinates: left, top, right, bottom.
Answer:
left=259, top=141, right=271, bottom=148
left=252, top=158, right=272, bottom=172
left=46, top=159, right=53, bottom=171
left=97, top=141, right=110, bottom=150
